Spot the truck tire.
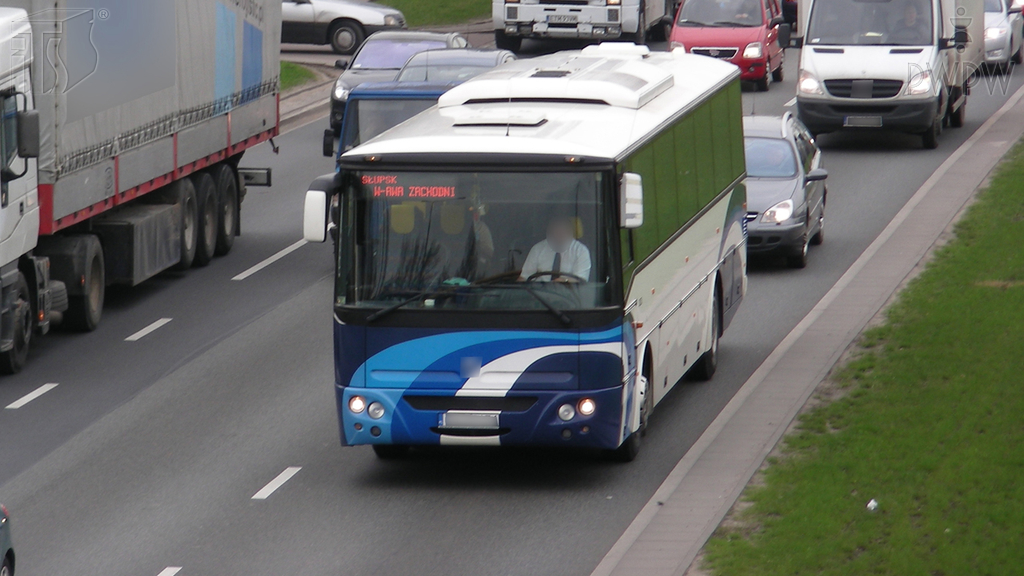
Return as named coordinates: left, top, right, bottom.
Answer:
left=213, top=164, right=238, bottom=256
left=175, top=178, right=199, bottom=271
left=65, top=242, right=104, bottom=332
left=0, top=273, right=33, bottom=375
left=329, top=20, right=364, bottom=55
left=921, top=116, right=941, bottom=149
left=494, top=30, right=522, bottom=52
left=192, top=172, right=219, bottom=268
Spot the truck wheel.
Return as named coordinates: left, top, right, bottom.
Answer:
left=329, top=20, right=364, bottom=55
left=175, top=178, right=199, bottom=271
left=0, top=273, right=33, bottom=375
left=921, top=117, right=941, bottom=149
left=65, top=243, right=104, bottom=332
left=192, top=173, right=219, bottom=268
left=494, top=30, right=521, bottom=52
left=213, top=165, right=238, bottom=256
left=688, top=285, right=720, bottom=380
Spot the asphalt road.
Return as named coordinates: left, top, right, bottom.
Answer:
left=1, top=51, right=1022, bottom=576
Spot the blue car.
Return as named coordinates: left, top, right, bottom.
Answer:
left=1, top=503, right=13, bottom=576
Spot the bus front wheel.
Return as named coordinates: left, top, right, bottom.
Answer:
left=372, top=444, right=410, bottom=460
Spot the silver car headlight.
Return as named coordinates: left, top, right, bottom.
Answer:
left=762, top=199, right=794, bottom=224
left=384, top=14, right=402, bottom=27
left=986, top=26, right=1008, bottom=39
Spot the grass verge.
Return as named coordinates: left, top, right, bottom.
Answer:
left=378, top=0, right=491, bottom=27
left=701, top=141, right=1024, bottom=575
left=281, top=62, right=317, bottom=92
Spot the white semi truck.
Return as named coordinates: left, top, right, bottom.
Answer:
left=0, top=0, right=280, bottom=373
left=794, top=0, right=983, bottom=148
left=493, top=0, right=678, bottom=51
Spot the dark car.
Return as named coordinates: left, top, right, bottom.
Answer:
left=743, top=114, right=827, bottom=268
left=395, top=48, right=516, bottom=83
left=1, top=503, right=13, bottom=576
left=329, top=31, right=468, bottom=132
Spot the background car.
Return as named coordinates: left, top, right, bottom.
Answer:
left=329, top=31, right=469, bottom=132
left=282, top=0, right=407, bottom=55
left=984, top=0, right=1023, bottom=73
left=1, top=503, right=13, bottom=576
left=395, top=48, right=517, bottom=83
left=670, top=0, right=789, bottom=91
left=743, top=114, right=827, bottom=268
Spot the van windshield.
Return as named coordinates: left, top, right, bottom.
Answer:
left=806, top=0, right=934, bottom=45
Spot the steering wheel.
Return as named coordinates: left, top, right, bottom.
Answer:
left=526, top=270, right=587, bottom=283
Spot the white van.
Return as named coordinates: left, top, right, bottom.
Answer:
left=795, top=0, right=982, bottom=148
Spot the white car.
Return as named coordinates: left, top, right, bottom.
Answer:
left=282, top=0, right=407, bottom=54
left=984, top=0, right=1024, bottom=73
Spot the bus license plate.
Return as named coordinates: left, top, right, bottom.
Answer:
left=844, top=115, right=883, bottom=127
left=440, top=411, right=500, bottom=429
left=547, top=14, right=578, bottom=24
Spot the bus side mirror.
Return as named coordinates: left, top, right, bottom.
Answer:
left=620, top=172, right=644, bottom=229
left=303, top=190, right=330, bottom=243
left=16, top=110, right=39, bottom=159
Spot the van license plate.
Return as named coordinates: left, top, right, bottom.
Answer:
left=844, top=115, right=883, bottom=127
left=547, top=14, right=578, bottom=24
left=440, top=412, right=500, bottom=429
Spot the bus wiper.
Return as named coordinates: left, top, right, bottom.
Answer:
left=521, top=284, right=572, bottom=326
left=366, top=288, right=449, bottom=322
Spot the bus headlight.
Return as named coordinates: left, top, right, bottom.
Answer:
left=367, top=402, right=386, bottom=419
left=578, top=398, right=597, bottom=416
left=349, top=395, right=367, bottom=414
left=762, top=199, right=794, bottom=224
left=558, top=403, right=576, bottom=421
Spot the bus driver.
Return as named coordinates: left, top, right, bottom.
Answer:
left=519, top=216, right=592, bottom=282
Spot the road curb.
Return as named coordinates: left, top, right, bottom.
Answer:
left=590, top=83, right=1024, bottom=576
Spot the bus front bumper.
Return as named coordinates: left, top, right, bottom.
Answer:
left=337, top=386, right=628, bottom=450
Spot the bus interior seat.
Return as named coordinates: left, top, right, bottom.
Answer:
left=391, top=204, right=416, bottom=235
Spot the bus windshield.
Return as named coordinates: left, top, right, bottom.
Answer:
left=806, top=0, right=934, bottom=45
left=341, top=97, right=437, bottom=152
left=338, top=170, right=618, bottom=312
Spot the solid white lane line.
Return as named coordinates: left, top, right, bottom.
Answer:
left=125, top=318, right=173, bottom=342
left=5, top=383, right=59, bottom=410
left=784, top=97, right=797, bottom=107
left=232, top=240, right=307, bottom=281
left=251, top=466, right=302, bottom=500
left=156, top=568, right=182, bottom=576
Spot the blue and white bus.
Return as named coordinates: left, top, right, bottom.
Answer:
left=303, top=43, right=747, bottom=460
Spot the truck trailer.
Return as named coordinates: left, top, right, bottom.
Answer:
left=0, top=0, right=280, bottom=373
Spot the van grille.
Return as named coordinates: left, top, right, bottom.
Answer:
left=824, top=79, right=904, bottom=98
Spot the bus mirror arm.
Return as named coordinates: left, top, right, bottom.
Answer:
left=620, top=172, right=644, bottom=229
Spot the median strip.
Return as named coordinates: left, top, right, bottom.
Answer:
left=125, top=318, right=173, bottom=342
left=251, top=466, right=302, bottom=500
left=232, top=240, right=307, bottom=281
left=5, top=383, right=59, bottom=410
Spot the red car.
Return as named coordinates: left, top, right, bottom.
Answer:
left=670, top=0, right=789, bottom=91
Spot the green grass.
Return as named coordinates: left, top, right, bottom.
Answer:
left=378, top=0, right=491, bottom=27
left=702, top=142, right=1024, bottom=575
left=280, top=61, right=317, bottom=92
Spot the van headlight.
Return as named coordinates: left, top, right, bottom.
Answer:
left=907, top=70, right=933, bottom=95
left=797, top=70, right=823, bottom=95
left=743, top=42, right=763, bottom=59
left=762, top=199, right=794, bottom=224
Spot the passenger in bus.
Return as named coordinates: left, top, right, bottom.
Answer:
left=519, top=216, right=591, bottom=282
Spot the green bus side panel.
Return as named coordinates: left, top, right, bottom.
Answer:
left=674, top=116, right=700, bottom=226
left=653, top=128, right=679, bottom=242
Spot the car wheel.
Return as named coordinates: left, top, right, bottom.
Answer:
left=921, top=116, right=941, bottom=149
left=756, top=69, right=771, bottom=91
left=372, top=444, right=410, bottom=460
left=787, top=229, right=809, bottom=268
left=1014, top=43, right=1023, bottom=64
left=772, top=58, right=784, bottom=82
left=494, top=30, right=522, bottom=52
left=810, top=202, right=825, bottom=246
left=1, top=555, right=12, bottom=576
left=329, top=20, right=364, bottom=55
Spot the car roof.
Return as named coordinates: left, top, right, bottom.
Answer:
left=403, top=49, right=515, bottom=67
left=352, top=81, right=460, bottom=95
left=364, top=30, right=460, bottom=43
left=742, top=114, right=790, bottom=139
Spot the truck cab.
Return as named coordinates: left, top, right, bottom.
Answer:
left=796, top=0, right=983, bottom=148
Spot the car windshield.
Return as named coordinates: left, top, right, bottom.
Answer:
left=985, top=0, right=1002, bottom=12
left=397, top=64, right=493, bottom=83
left=678, top=0, right=765, bottom=26
left=806, top=0, right=934, bottom=45
left=341, top=97, right=438, bottom=152
left=337, top=170, right=617, bottom=312
left=351, top=40, right=448, bottom=70
left=744, top=137, right=798, bottom=178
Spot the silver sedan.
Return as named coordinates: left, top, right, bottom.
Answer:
left=984, top=0, right=1023, bottom=73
